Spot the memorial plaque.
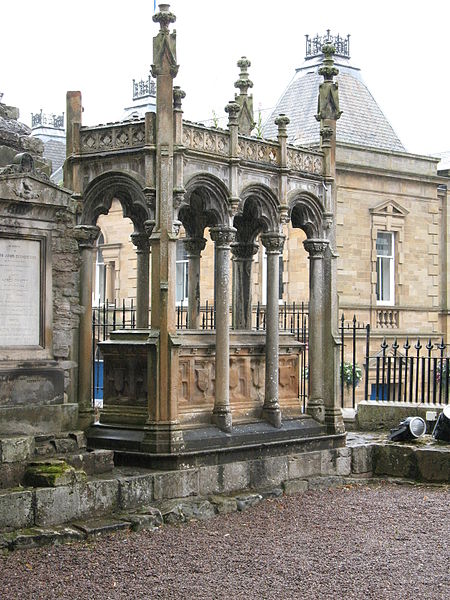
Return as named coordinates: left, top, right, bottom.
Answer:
left=0, top=237, right=41, bottom=346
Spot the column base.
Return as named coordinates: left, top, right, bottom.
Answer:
left=77, top=408, right=96, bottom=431
left=262, top=406, right=282, bottom=428
left=212, top=409, right=232, bottom=433
left=307, top=400, right=325, bottom=424
left=141, top=422, right=185, bottom=454
left=324, top=406, right=345, bottom=434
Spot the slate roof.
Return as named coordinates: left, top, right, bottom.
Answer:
left=263, top=60, right=405, bottom=152
left=42, top=138, right=66, bottom=174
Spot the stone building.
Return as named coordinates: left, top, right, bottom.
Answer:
left=263, top=32, right=450, bottom=343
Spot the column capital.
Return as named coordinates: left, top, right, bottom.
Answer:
left=73, top=224, right=100, bottom=250
left=231, top=242, right=258, bottom=260
left=131, top=232, right=151, bottom=254
left=210, top=226, right=236, bottom=247
left=303, top=238, right=329, bottom=258
left=184, top=237, right=206, bottom=257
left=261, top=232, right=285, bottom=254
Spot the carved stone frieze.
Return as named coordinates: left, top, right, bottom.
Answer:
left=286, top=148, right=323, bottom=175
left=80, top=122, right=147, bottom=154
left=182, top=124, right=229, bottom=156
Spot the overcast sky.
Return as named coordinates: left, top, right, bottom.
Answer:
left=1, top=0, right=448, bottom=156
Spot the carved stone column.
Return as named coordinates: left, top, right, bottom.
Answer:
left=261, top=232, right=285, bottom=428
left=303, top=238, right=329, bottom=423
left=73, top=224, right=100, bottom=429
left=210, top=226, right=236, bottom=432
left=131, top=232, right=151, bottom=329
left=231, top=242, right=258, bottom=330
left=184, top=237, right=206, bottom=329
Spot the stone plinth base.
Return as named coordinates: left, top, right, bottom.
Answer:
left=87, top=417, right=345, bottom=470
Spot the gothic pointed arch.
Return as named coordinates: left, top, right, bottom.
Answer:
left=80, top=171, right=152, bottom=232
left=180, top=173, right=231, bottom=236
left=288, top=191, right=324, bottom=239
left=234, top=184, right=279, bottom=244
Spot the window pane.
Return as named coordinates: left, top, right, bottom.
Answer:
left=376, top=232, right=392, bottom=257
left=377, top=257, right=391, bottom=302
left=176, top=262, right=185, bottom=302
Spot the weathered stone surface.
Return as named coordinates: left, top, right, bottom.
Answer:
left=159, top=500, right=186, bottom=524
left=321, top=448, right=351, bottom=476
left=24, top=460, right=80, bottom=487
left=69, top=431, right=87, bottom=449
left=35, top=485, right=81, bottom=526
left=0, top=436, right=34, bottom=463
left=283, top=479, right=308, bottom=495
left=259, top=486, right=283, bottom=499
left=208, top=495, right=238, bottom=514
left=153, top=469, right=198, bottom=500
left=373, top=444, right=417, bottom=479
left=198, top=466, right=221, bottom=495
left=249, top=456, right=288, bottom=488
left=288, top=451, right=321, bottom=479
left=125, top=507, right=163, bottom=532
left=53, top=438, right=78, bottom=454
left=72, top=518, right=130, bottom=537
left=119, top=473, right=154, bottom=509
left=235, top=493, right=262, bottom=511
left=221, top=462, right=250, bottom=493
left=4, top=526, right=83, bottom=550
left=0, top=462, right=26, bottom=490
left=351, top=445, right=374, bottom=475
left=65, top=450, right=114, bottom=475
left=0, top=489, right=33, bottom=530
left=416, top=448, right=450, bottom=483
left=181, top=499, right=216, bottom=521
left=35, top=478, right=119, bottom=526
left=307, top=476, right=345, bottom=490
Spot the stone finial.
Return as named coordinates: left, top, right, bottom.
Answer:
left=152, top=4, right=176, bottom=30
left=173, top=86, right=186, bottom=110
left=234, top=57, right=253, bottom=96
left=225, top=100, right=240, bottom=126
left=151, top=4, right=178, bottom=78
left=275, top=114, right=290, bottom=137
left=234, top=57, right=255, bottom=136
left=315, top=43, right=342, bottom=123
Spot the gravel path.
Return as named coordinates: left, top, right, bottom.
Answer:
left=1, top=482, right=449, bottom=600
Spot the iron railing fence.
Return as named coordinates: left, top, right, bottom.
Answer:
left=366, top=337, right=450, bottom=405
left=91, top=301, right=450, bottom=410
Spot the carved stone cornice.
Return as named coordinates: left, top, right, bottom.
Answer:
left=184, top=237, right=207, bottom=258
left=230, top=242, right=258, bottom=260
left=303, top=238, right=329, bottom=258
left=210, top=226, right=236, bottom=248
left=73, top=225, right=100, bottom=250
left=261, top=232, right=285, bottom=254
left=131, top=232, right=151, bottom=254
